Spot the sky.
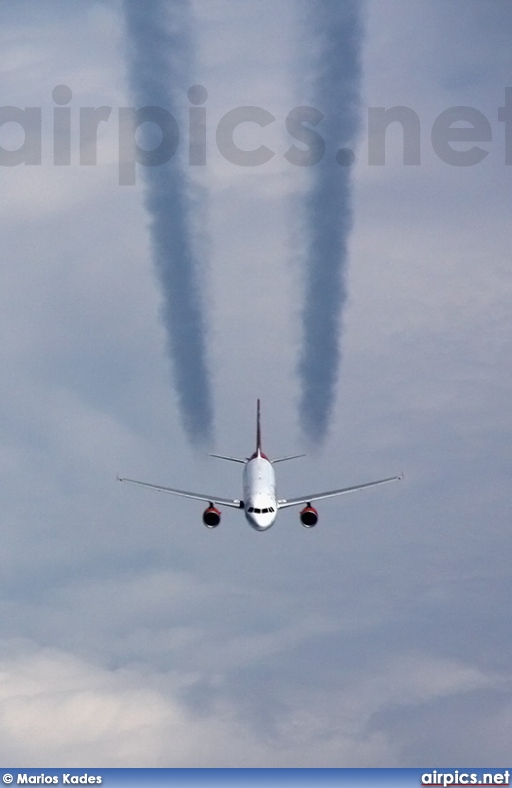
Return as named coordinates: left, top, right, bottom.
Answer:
left=0, top=0, right=512, bottom=767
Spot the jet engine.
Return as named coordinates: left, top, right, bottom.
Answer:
left=300, top=504, right=318, bottom=527
left=203, top=505, right=221, bottom=528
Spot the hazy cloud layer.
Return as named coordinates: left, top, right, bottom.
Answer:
left=0, top=638, right=507, bottom=766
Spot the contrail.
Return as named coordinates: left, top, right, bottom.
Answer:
left=123, top=0, right=213, bottom=444
left=297, top=0, right=363, bottom=442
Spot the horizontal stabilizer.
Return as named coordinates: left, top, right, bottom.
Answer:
left=209, top=453, right=247, bottom=464
left=272, top=453, right=307, bottom=464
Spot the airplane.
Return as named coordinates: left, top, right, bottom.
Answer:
left=118, top=400, right=402, bottom=532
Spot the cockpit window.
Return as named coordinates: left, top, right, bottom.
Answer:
left=254, top=508, right=261, bottom=513
left=248, top=507, right=254, bottom=513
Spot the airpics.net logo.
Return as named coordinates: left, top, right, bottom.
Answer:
left=1, top=84, right=512, bottom=184
left=421, top=772, right=511, bottom=787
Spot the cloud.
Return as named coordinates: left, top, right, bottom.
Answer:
left=1, top=639, right=506, bottom=766
left=0, top=640, right=255, bottom=766
left=0, top=639, right=502, bottom=766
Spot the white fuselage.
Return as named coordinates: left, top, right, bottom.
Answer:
left=243, top=453, right=277, bottom=531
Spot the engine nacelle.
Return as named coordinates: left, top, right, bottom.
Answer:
left=203, top=505, right=221, bottom=528
left=300, top=504, right=318, bottom=528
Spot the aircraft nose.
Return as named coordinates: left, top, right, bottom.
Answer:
left=247, top=512, right=276, bottom=531
left=252, top=521, right=274, bottom=531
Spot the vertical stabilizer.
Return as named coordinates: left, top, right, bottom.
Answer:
left=256, top=399, right=262, bottom=454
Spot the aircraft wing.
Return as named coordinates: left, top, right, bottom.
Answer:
left=117, top=477, right=243, bottom=508
left=277, top=474, right=402, bottom=509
